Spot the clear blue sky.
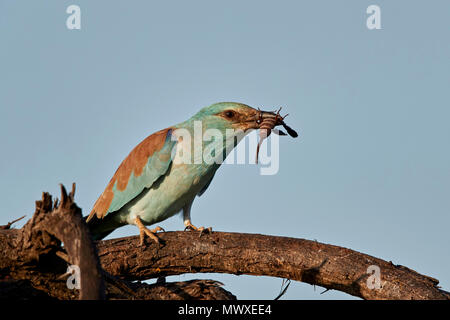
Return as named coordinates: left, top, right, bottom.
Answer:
left=1, top=1, right=449, bottom=299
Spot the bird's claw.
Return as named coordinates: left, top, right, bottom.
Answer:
left=135, top=217, right=164, bottom=246
left=152, top=226, right=165, bottom=233
left=184, top=223, right=212, bottom=237
left=138, top=227, right=162, bottom=246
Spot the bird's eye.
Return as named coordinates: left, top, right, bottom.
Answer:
left=224, top=110, right=235, bottom=118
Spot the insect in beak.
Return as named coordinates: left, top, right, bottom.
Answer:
left=255, top=107, right=298, bottom=164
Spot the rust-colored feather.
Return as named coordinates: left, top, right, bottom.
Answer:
left=87, top=128, right=172, bottom=221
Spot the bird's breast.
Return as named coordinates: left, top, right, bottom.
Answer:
left=119, top=161, right=216, bottom=226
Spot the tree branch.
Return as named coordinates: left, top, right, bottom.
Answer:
left=97, top=232, right=450, bottom=300
left=0, top=186, right=235, bottom=300
left=1, top=185, right=449, bottom=300
left=1, top=184, right=105, bottom=300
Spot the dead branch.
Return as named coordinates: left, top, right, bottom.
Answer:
left=1, top=185, right=449, bottom=300
left=1, top=184, right=104, bottom=300
left=0, top=186, right=235, bottom=300
left=0, top=215, right=25, bottom=230
left=96, top=232, right=450, bottom=300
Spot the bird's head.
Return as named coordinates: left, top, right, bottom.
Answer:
left=174, top=102, right=297, bottom=165
left=191, top=102, right=266, bottom=132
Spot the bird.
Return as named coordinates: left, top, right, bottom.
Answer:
left=86, top=102, right=285, bottom=245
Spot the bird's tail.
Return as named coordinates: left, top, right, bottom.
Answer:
left=83, top=215, right=115, bottom=241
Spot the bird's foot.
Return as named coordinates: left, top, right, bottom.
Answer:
left=184, top=221, right=212, bottom=237
left=135, top=216, right=165, bottom=246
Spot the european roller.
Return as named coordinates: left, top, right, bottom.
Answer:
left=86, top=102, right=296, bottom=245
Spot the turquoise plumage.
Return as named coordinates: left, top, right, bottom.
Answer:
left=86, top=102, right=283, bottom=244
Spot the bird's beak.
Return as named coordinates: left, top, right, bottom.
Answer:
left=235, top=108, right=283, bottom=131
left=235, top=107, right=298, bottom=138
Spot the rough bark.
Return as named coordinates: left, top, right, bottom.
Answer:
left=96, top=232, right=450, bottom=300
left=0, top=184, right=104, bottom=300
left=0, top=185, right=235, bottom=300
left=0, top=185, right=449, bottom=300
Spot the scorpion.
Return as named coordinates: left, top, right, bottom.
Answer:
left=255, top=107, right=298, bottom=164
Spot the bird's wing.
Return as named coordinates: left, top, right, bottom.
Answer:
left=87, top=128, right=177, bottom=221
left=197, top=173, right=215, bottom=197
